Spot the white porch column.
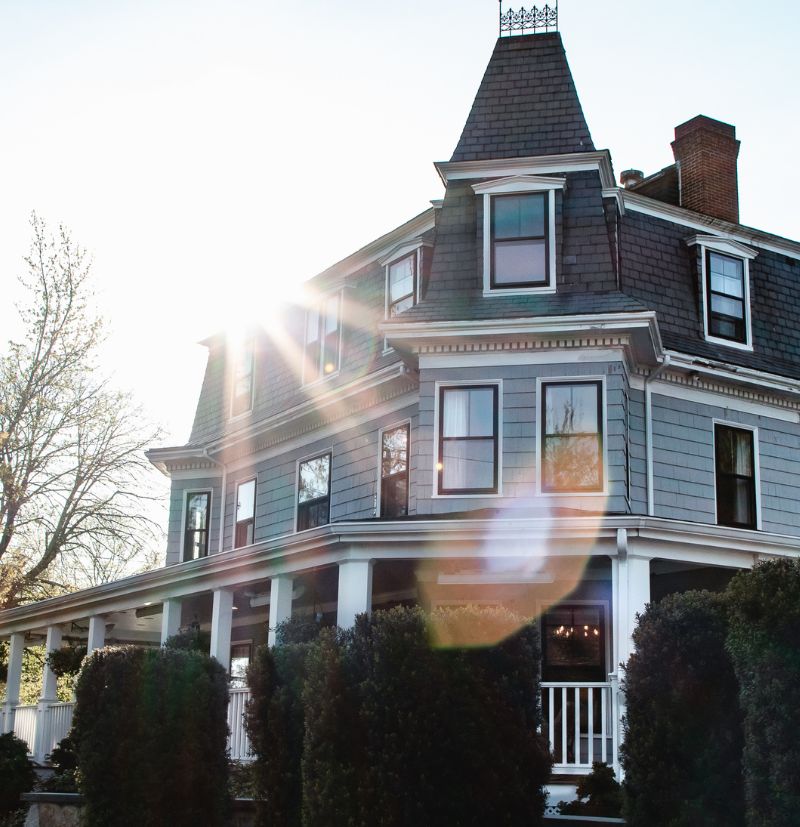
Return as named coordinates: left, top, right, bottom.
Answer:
left=611, top=549, right=651, bottom=779
left=160, top=598, right=182, bottom=644
left=2, top=633, right=25, bottom=734
left=268, top=576, right=294, bottom=647
left=34, top=625, right=63, bottom=762
left=210, top=588, right=234, bottom=672
left=86, top=616, right=106, bottom=656
left=336, top=560, right=373, bottom=629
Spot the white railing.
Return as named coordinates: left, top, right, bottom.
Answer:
left=43, top=702, right=74, bottom=756
left=541, top=682, right=614, bottom=773
left=228, top=687, right=252, bottom=761
left=13, top=705, right=38, bottom=754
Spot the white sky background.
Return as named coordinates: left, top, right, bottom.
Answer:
left=1, top=0, right=799, bottom=471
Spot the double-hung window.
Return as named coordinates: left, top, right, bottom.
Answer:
left=540, top=381, right=603, bottom=493
left=714, top=424, right=757, bottom=529
left=184, top=491, right=210, bottom=561
left=235, top=479, right=256, bottom=548
left=297, top=453, right=331, bottom=530
left=473, top=175, right=564, bottom=295
left=380, top=424, right=409, bottom=517
left=387, top=253, right=417, bottom=316
left=690, top=235, right=756, bottom=350
left=231, top=338, right=254, bottom=417
left=438, top=386, right=498, bottom=495
left=304, top=294, right=341, bottom=383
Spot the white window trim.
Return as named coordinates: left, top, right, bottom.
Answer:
left=376, top=419, right=412, bottom=517
left=381, top=241, right=430, bottom=354
left=711, top=419, right=762, bottom=531
left=233, top=475, right=257, bottom=551
left=294, top=448, right=334, bottom=533
left=229, top=341, right=255, bottom=421
left=535, top=375, right=609, bottom=498
left=689, top=235, right=757, bottom=352
left=472, top=175, right=566, bottom=297
left=432, top=379, right=504, bottom=499
left=180, top=487, right=214, bottom=562
left=302, top=292, right=343, bottom=387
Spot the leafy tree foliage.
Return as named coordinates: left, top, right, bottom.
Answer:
left=0, top=214, right=162, bottom=608
left=72, top=646, right=229, bottom=827
left=621, top=591, right=745, bottom=826
left=726, top=558, right=800, bottom=827
left=558, top=762, right=622, bottom=817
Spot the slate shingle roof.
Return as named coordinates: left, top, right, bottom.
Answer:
left=450, top=33, right=594, bottom=162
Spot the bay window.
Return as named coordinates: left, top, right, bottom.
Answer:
left=235, top=479, right=256, bottom=548
left=184, top=491, right=210, bottom=561
left=380, top=423, right=409, bottom=517
left=297, top=453, right=331, bottom=530
left=304, top=294, right=341, bottom=383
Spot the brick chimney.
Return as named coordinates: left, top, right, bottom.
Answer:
left=671, top=115, right=740, bottom=223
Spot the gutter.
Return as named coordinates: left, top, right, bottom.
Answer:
left=645, top=355, right=671, bottom=516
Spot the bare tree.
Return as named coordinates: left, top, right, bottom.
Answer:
left=0, top=214, right=164, bottom=608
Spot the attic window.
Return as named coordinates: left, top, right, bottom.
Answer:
left=304, top=294, right=341, bottom=384
left=687, top=235, right=756, bottom=352
left=473, top=175, right=565, bottom=296
left=387, top=253, right=417, bottom=316
left=231, top=338, right=254, bottom=418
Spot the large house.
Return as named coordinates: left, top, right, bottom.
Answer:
left=3, top=16, right=800, bottom=808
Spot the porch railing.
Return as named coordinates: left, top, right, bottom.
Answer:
left=228, top=687, right=252, bottom=761
left=541, top=682, right=614, bottom=772
left=12, top=705, right=38, bottom=755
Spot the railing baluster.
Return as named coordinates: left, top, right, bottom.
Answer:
left=601, top=686, right=607, bottom=763
left=561, top=687, right=567, bottom=766
left=587, top=688, right=594, bottom=765
left=547, top=687, right=555, bottom=756
left=574, top=687, right=580, bottom=766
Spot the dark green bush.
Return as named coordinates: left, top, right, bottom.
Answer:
left=49, top=736, right=77, bottom=773
left=726, top=558, right=800, bottom=827
left=163, top=627, right=211, bottom=652
left=0, top=733, right=35, bottom=816
left=246, top=639, right=316, bottom=827
left=45, top=644, right=86, bottom=677
left=274, top=615, right=325, bottom=646
left=72, top=646, right=229, bottom=827
left=621, top=590, right=744, bottom=826
left=558, top=762, right=622, bottom=817
left=302, top=606, right=551, bottom=827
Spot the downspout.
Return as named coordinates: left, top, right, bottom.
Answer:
left=645, top=355, right=671, bottom=517
left=203, top=448, right=227, bottom=555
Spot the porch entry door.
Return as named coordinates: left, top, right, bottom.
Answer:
left=541, top=603, right=606, bottom=683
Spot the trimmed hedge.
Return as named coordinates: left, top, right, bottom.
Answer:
left=72, top=646, right=229, bottom=827
left=245, top=606, right=550, bottom=827
left=0, top=733, right=34, bottom=816
left=621, top=590, right=744, bottom=826
left=727, top=558, right=800, bottom=827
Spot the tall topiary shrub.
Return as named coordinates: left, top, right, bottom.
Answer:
left=301, top=606, right=551, bottom=827
left=72, top=646, right=229, bottom=827
left=621, top=590, right=744, bottom=826
left=726, top=558, right=800, bottom=827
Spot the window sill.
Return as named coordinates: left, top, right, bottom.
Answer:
left=703, top=334, right=753, bottom=352
left=302, top=370, right=341, bottom=390
left=483, top=286, right=556, bottom=298
left=431, top=491, right=504, bottom=499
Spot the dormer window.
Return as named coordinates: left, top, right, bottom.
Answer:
left=688, top=235, right=756, bottom=351
left=473, top=175, right=565, bottom=296
left=388, top=253, right=416, bottom=316
left=231, top=338, right=254, bottom=418
left=304, top=294, right=341, bottom=384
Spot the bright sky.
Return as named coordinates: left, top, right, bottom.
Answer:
left=2, top=0, right=799, bottom=453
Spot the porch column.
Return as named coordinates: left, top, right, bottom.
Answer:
left=86, top=616, right=106, bottom=656
left=210, top=588, right=234, bottom=672
left=611, top=551, right=651, bottom=779
left=268, top=575, right=294, bottom=647
left=34, top=625, right=63, bottom=762
left=160, top=598, right=182, bottom=644
left=2, top=633, right=25, bottom=734
left=336, top=560, right=373, bottom=629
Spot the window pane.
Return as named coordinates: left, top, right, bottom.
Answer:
left=186, top=493, right=209, bottom=530
left=381, top=473, right=408, bottom=518
left=389, top=255, right=415, bottom=302
left=236, top=480, right=256, bottom=523
left=545, top=384, right=599, bottom=435
left=306, top=308, right=320, bottom=343
left=711, top=294, right=743, bottom=320
left=443, top=388, right=495, bottom=437
left=299, top=455, right=331, bottom=503
left=382, top=426, right=409, bottom=477
left=716, top=427, right=753, bottom=476
left=298, top=498, right=329, bottom=530
left=717, top=475, right=755, bottom=527
left=441, top=439, right=495, bottom=490
left=322, top=296, right=340, bottom=375
left=543, top=435, right=602, bottom=490
left=494, top=240, right=546, bottom=285
left=390, top=295, right=414, bottom=316
left=493, top=194, right=545, bottom=240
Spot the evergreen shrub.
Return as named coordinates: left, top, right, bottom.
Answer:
left=621, top=590, right=744, bottom=826
left=726, top=558, right=800, bottom=827
left=0, top=733, right=35, bottom=816
left=72, top=646, right=229, bottom=827
left=558, top=762, right=622, bottom=817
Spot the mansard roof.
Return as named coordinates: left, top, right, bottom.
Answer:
left=450, top=33, right=594, bottom=162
